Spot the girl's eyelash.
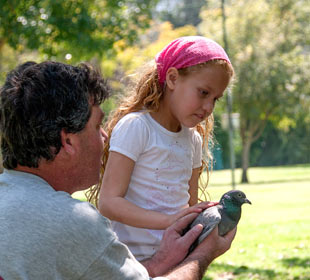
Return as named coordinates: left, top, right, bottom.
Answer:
left=215, top=97, right=222, bottom=103
left=199, top=89, right=209, bottom=95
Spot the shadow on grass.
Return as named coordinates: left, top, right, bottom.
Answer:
left=203, top=261, right=310, bottom=280
left=203, top=263, right=281, bottom=280
left=281, top=257, right=310, bottom=268
left=212, top=177, right=310, bottom=187
left=247, top=177, right=310, bottom=186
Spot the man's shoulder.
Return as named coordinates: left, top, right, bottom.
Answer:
left=57, top=198, right=116, bottom=243
left=48, top=194, right=112, bottom=231
left=0, top=170, right=116, bottom=245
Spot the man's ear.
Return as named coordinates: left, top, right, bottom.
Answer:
left=60, top=129, right=77, bottom=155
left=165, top=67, right=179, bottom=90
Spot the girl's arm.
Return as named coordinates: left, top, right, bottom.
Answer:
left=188, top=167, right=200, bottom=206
left=98, top=152, right=207, bottom=230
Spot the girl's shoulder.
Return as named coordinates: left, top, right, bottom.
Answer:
left=113, top=111, right=151, bottom=135
left=189, top=127, right=202, bottom=137
left=117, top=111, right=150, bottom=127
left=189, top=128, right=203, bottom=144
left=111, top=111, right=151, bottom=154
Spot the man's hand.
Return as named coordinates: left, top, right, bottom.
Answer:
left=142, top=204, right=236, bottom=279
left=188, top=226, right=237, bottom=266
left=162, top=226, right=237, bottom=280
left=142, top=212, right=203, bottom=277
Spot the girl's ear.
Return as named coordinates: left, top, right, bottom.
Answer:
left=165, top=67, right=179, bottom=90
left=60, top=129, right=76, bottom=156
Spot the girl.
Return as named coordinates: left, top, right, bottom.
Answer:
left=88, top=36, right=234, bottom=260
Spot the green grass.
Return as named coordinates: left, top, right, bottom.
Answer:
left=203, top=164, right=310, bottom=280
left=72, top=164, right=310, bottom=279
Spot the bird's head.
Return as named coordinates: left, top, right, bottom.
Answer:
left=220, top=190, right=252, bottom=207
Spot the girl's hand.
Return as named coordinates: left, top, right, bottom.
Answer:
left=167, top=201, right=218, bottom=226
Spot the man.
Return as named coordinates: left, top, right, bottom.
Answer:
left=0, top=61, right=236, bottom=279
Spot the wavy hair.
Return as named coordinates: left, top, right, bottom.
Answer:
left=0, top=61, right=110, bottom=169
left=87, top=59, right=234, bottom=206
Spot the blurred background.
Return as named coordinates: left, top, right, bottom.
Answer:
left=1, top=0, right=309, bottom=184
left=1, top=1, right=310, bottom=279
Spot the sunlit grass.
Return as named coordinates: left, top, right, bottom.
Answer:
left=203, top=164, right=310, bottom=280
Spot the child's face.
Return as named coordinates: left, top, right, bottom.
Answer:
left=169, top=64, right=230, bottom=128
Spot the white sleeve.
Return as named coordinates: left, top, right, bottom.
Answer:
left=192, top=130, right=202, bottom=169
left=109, top=114, right=149, bottom=162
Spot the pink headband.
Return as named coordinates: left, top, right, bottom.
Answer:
left=155, top=36, right=231, bottom=85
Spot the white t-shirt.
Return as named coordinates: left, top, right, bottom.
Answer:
left=109, top=112, right=202, bottom=260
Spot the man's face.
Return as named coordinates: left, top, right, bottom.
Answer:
left=75, top=105, right=107, bottom=189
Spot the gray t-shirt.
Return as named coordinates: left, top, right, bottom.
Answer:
left=0, top=169, right=164, bottom=279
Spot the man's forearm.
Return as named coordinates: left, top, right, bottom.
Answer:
left=163, top=257, right=211, bottom=280
left=142, top=254, right=211, bottom=280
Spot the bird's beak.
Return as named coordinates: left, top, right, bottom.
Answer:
left=245, top=198, right=252, bottom=205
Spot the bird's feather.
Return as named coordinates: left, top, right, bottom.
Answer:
left=218, top=208, right=238, bottom=236
left=186, top=190, right=251, bottom=253
left=188, top=205, right=221, bottom=252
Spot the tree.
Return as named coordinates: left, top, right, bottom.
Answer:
left=155, top=0, right=206, bottom=28
left=0, top=0, right=159, bottom=172
left=199, top=0, right=310, bottom=182
left=0, top=0, right=157, bottom=62
left=100, top=21, right=198, bottom=93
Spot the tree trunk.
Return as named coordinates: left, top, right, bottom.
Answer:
left=240, top=124, right=252, bottom=184
left=241, top=136, right=252, bottom=183
left=0, top=38, right=4, bottom=173
left=240, top=114, right=268, bottom=184
left=0, top=153, right=3, bottom=174
left=241, top=141, right=250, bottom=183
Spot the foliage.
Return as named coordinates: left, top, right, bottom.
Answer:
left=107, top=21, right=197, bottom=74
left=251, top=118, right=310, bottom=167
left=199, top=0, right=310, bottom=182
left=100, top=21, right=198, bottom=99
left=155, top=0, right=206, bottom=28
left=1, top=0, right=309, bottom=174
left=0, top=0, right=157, bottom=62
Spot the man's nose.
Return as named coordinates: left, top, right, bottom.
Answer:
left=100, top=128, right=108, bottom=143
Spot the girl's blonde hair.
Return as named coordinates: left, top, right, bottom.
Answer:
left=87, top=59, right=234, bottom=206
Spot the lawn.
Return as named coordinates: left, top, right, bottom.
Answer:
left=72, top=164, right=310, bottom=279
left=202, top=164, right=310, bottom=280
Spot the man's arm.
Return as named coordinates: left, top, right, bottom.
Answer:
left=142, top=213, right=236, bottom=280
left=164, top=227, right=236, bottom=280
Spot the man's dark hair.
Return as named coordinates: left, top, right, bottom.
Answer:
left=0, top=61, right=110, bottom=169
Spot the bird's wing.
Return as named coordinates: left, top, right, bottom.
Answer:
left=188, top=206, right=221, bottom=253
left=195, top=206, right=221, bottom=244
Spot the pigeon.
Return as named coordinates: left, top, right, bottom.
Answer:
left=186, top=190, right=251, bottom=253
